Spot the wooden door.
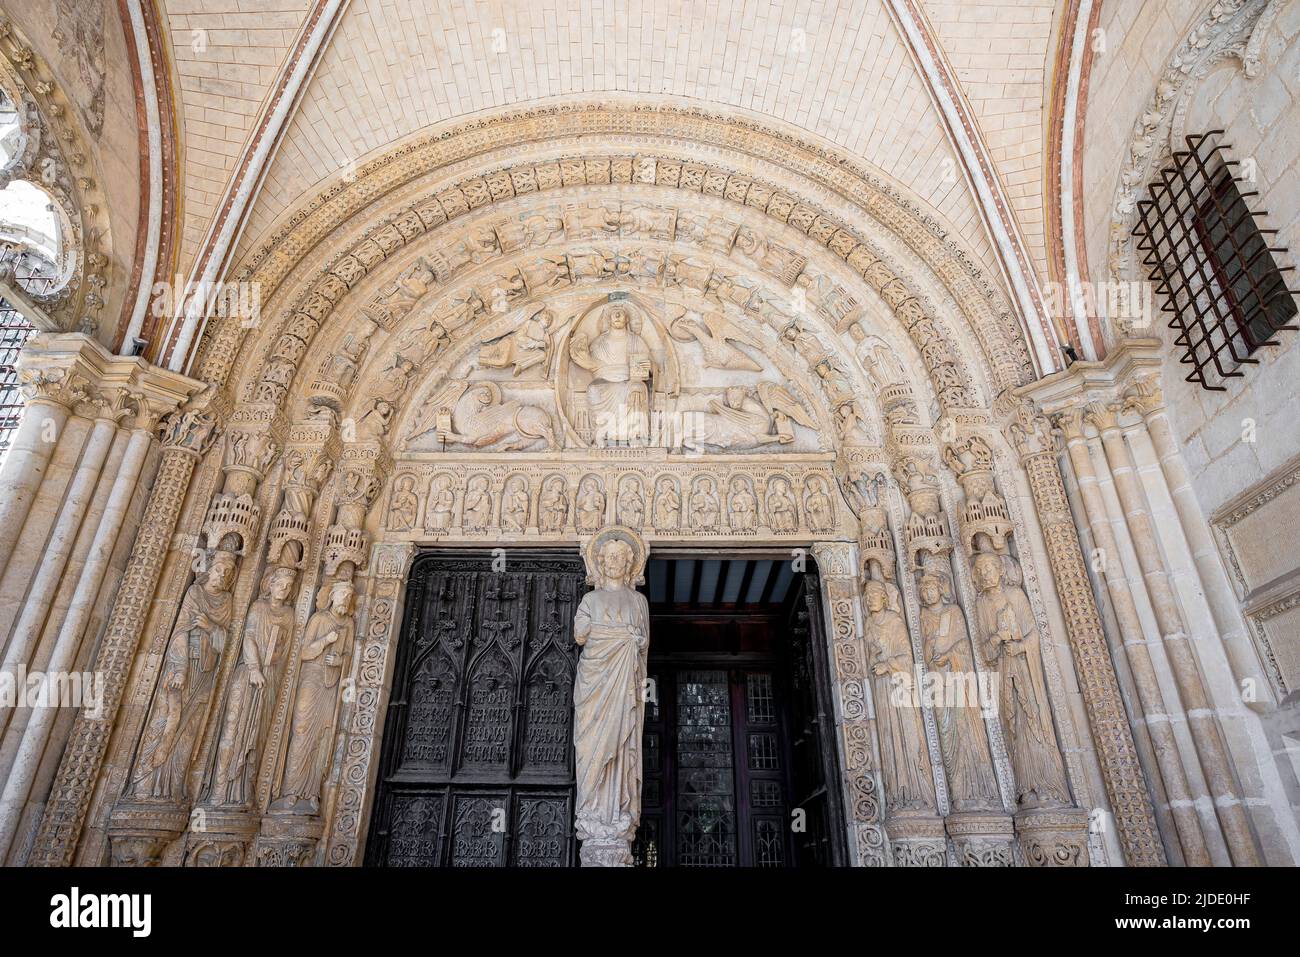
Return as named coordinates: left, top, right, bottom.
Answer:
left=365, top=551, right=585, bottom=867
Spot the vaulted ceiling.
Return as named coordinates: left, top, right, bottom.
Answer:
left=3, top=0, right=1191, bottom=371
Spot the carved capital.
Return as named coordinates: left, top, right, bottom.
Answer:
left=810, top=540, right=858, bottom=579
left=1052, top=407, right=1088, bottom=442
left=160, top=406, right=219, bottom=458
left=370, top=541, right=416, bottom=581
left=1122, top=376, right=1164, bottom=418
left=1015, top=808, right=1091, bottom=867
left=994, top=391, right=1055, bottom=461
left=18, top=367, right=85, bottom=409
left=222, top=426, right=280, bottom=481
left=1083, top=400, right=1121, bottom=432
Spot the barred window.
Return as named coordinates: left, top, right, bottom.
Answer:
left=1133, top=131, right=1297, bottom=390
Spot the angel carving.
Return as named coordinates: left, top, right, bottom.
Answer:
left=667, top=308, right=761, bottom=371
left=679, top=383, right=817, bottom=452
left=407, top=380, right=555, bottom=452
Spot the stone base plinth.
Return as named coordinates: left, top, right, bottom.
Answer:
left=945, top=811, right=1015, bottom=866
left=1015, top=807, right=1091, bottom=866
left=886, top=813, right=947, bottom=866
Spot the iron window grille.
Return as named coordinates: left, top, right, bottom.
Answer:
left=1133, top=131, right=1298, bottom=390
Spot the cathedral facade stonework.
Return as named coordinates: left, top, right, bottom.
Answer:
left=1, top=0, right=1298, bottom=871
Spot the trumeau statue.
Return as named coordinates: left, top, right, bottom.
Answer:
left=863, top=578, right=936, bottom=814
left=130, top=551, right=237, bottom=802
left=211, top=566, right=297, bottom=807
left=971, top=552, right=1072, bottom=811
left=272, top=581, right=357, bottom=815
left=572, top=527, right=651, bottom=867
left=918, top=572, right=1001, bottom=812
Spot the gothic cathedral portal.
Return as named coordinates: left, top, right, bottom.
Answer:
left=364, top=551, right=845, bottom=867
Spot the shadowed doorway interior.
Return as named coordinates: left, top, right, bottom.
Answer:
left=633, top=553, right=847, bottom=867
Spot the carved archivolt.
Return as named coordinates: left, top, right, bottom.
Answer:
left=249, top=193, right=980, bottom=454
left=196, top=107, right=1036, bottom=411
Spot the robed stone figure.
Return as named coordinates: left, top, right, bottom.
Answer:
left=570, top=304, right=654, bottom=446
left=272, top=581, right=356, bottom=814
left=572, top=528, right=650, bottom=866
left=211, top=566, right=297, bottom=806
left=972, top=552, right=1071, bottom=810
left=918, top=572, right=1000, bottom=811
left=130, top=551, right=237, bottom=802
left=863, top=579, right=935, bottom=814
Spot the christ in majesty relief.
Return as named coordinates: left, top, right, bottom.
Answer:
left=570, top=303, right=654, bottom=445
left=572, top=527, right=651, bottom=866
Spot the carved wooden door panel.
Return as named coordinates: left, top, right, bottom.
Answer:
left=365, top=551, right=585, bottom=867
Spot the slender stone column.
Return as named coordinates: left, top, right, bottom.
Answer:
left=1085, top=401, right=1260, bottom=866
left=0, top=371, right=77, bottom=583
left=0, top=409, right=159, bottom=860
left=1, top=397, right=126, bottom=678
left=997, top=391, right=1165, bottom=866
left=1055, top=409, right=1211, bottom=865
left=317, top=541, right=414, bottom=868
left=1122, top=380, right=1266, bottom=703
left=27, top=398, right=217, bottom=867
